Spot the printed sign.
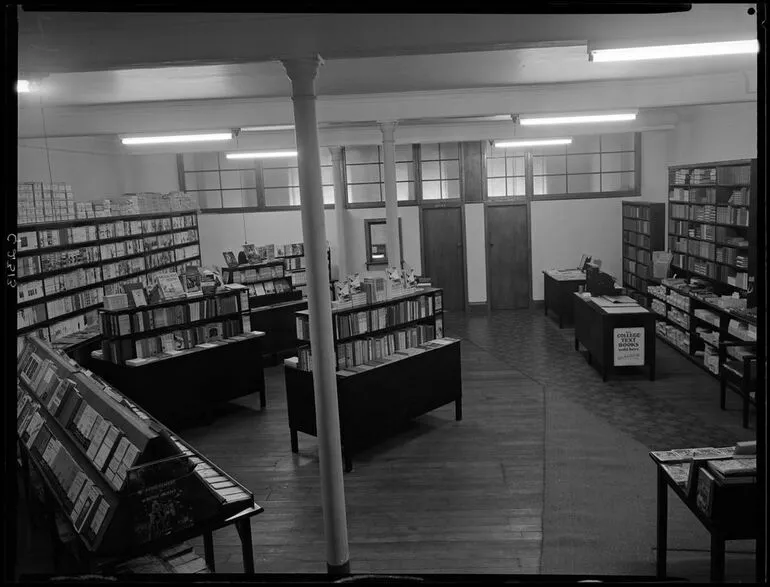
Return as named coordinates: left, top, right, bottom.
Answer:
left=613, top=327, right=645, bottom=366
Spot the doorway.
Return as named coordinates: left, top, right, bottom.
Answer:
left=421, top=206, right=466, bottom=311
left=486, top=203, right=531, bottom=309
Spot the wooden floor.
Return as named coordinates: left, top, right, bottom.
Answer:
left=182, top=337, right=545, bottom=574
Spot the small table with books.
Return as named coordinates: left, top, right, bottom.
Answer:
left=649, top=445, right=759, bottom=583
left=573, top=293, right=656, bottom=381
left=543, top=269, right=586, bottom=328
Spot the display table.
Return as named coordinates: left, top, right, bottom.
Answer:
left=649, top=453, right=759, bottom=583
left=573, top=293, right=656, bottom=381
left=89, top=333, right=266, bottom=424
left=543, top=269, right=586, bottom=328
left=284, top=339, right=462, bottom=472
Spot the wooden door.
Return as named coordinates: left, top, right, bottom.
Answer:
left=422, top=207, right=466, bottom=311
left=486, top=204, right=530, bottom=309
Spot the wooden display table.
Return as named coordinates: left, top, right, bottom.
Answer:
left=284, top=339, right=462, bottom=472
left=543, top=269, right=586, bottom=328
left=89, top=333, right=266, bottom=425
left=573, top=293, right=656, bottom=381
left=649, top=452, right=759, bottom=583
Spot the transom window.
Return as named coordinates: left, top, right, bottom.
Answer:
left=420, top=143, right=461, bottom=200
left=263, top=149, right=334, bottom=207
left=344, top=145, right=416, bottom=204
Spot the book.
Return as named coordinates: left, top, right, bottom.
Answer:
left=243, top=244, right=260, bottom=263
left=122, top=283, right=146, bottom=307
left=130, top=288, right=148, bottom=308
left=155, top=273, right=186, bottom=300
left=222, top=251, right=238, bottom=268
left=695, top=467, right=716, bottom=516
left=104, top=293, right=129, bottom=311
left=183, top=266, right=201, bottom=293
left=707, top=457, right=756, bottom=477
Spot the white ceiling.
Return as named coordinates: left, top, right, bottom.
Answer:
left=15, top=5, right=758, bottom=142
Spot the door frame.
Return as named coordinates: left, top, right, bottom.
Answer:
left=419, top=200, right=469, bottom=311
left=483, top=151, right=534, bottom=310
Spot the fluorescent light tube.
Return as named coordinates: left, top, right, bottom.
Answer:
left=240, top=125, right=295, bottom=132
left=520, top=113, right=637, bottom=126
left=494, top=138, right=572, bottom=148
left=591, top=40, right=758, bottom=62
left=226, top=150, right=298, bottom=159
left=16, top=80, right=31, bottom=93
left=121, top=132, right=233, bottom=145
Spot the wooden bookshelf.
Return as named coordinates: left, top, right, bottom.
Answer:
left=16, top=335, right=259, bottom=563
left=622, top=200, right=665, bottom=306
left=221, top=259, right=302, bottom=308
left=16, top=206, right=201, bottom=343
left=667, top=160, right=757, bottom=299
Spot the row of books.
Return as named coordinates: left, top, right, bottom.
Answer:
left=623, top=231, right=651, bottom=249
left=100, top=294, right=241, bottom=337
left=39, top=246, right=101, bottom=274
left=622, top=218, right=651, bottom=234
left=651, top=299, right=666, bottom=317
left=228, top=265, right=285, bottom=284
left=44, top=266, right=102, bottom=297
left=242, top=279, right=292, bottom=297
left=656, top=320, right=690, bottom=353
left=717, top=165, right=751, bottom=185
left=622, top=205, right=652, bottom=220
left=332, top=295, right=436, bottom=339
left=727, top=187, right=750, bottom=206
left=670, top=169, right=690, bottom=184
left=147, top=250, right=175, bottom=270
left=284, top=256, right=306, bottom=271
left=144, top=234, right=175, bottom=251
left=175, top=245, right=201, bottom=262
left=100, top=239, right=145, bottom=260
left=142, top=217, right=172, bottom=234
left=622, top=273, right=645, bottom=293
left=18, top=279, right=44, bottom=304
left=103, top=318, right=246, bottom=364
left=716, top=206, right=749, bottom=226
left=667, top=307, right=689, bottom=330
left=172, top=215, right=198, bottom=230
left=688, top=240, right=716, bottom=259
left=34, top=226, right=99, bottom=250
left=49, top=312, right=99, bottom=342
left=623, top=245, right=651, bottom=265
left=689, top=167, right=717, bottom=185
left=723, top=270, right=750, bottom=290
left=47, top=288, right=104, bottom=320
left=173, top=229, right=198, bottom=245
left=688, top=258, right=716, bottom=280
left=102, top=257, right=146, bottom=281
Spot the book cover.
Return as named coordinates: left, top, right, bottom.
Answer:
left=242, top=244, right=260, bottom=263
left=222, top=251, right=239, bottom=268
left=183, top=266, right=201, bottom=293
left=695, top=467, right=716, bottom=516
left=263, top=280, right=276, bottom=295
left=155, top=273, right=185, bottom=300
left=130, top=288, right=148, bottom=308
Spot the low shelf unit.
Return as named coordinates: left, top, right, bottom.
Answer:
left=622, top=200, right=665, bottom=306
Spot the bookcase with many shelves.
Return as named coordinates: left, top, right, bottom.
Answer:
left=284, top=287, right=461, bottom=472
left=16, top=335, right=257, bottom=561
left=622, top=200, right=665, bottom=306
left=16, top=205, right=201, bottom=344
left=667, top=159, right=757, bottom=298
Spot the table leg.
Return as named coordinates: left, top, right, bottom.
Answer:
left=203, top=530, right=216, bottom=572
left=290, top=429, right=299, bottom=453
left=235, top=518, right=255, bottom=574
left=455, top=398, right=462, bottom=421
left=656, top=468, right=668, bottom=580
left=720, top=379, right=726, bottom=410
left=260, top=386, right=266, bottom=409
left=710, top=533, right=725, bottom=583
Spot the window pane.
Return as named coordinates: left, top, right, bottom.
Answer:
left=396, top=162, right=414, bottom=182
left=507, top=177, right=526, bottom=197
left=487, top=157, right=506, bottom=178
left=183, top=152, right=219, bottom=171
left=568, top=154, right=601, bottom=174
left=602, top=172, right=635, bottom=192
left=422, top=180, right=441, bottom=200
left=421, top=143, right=440, bottom=161
left=186, top=171, right=220, bottom=191
left=347, top=163, right=381, bottom=184
left=319, top=148, right=333, bottom=166
left=441, top=160, right=460, bottom=180
left=439, top=143, right=459, bottom=159
left=218, top=153, right=254, bottom=171
left=538, top=155, right=567, bottom=175
left=567, top=136, right=601, bottom=154
left=321, top=166, right=334, bottom=186
left=602, top=133, right=635, bottom=152
left=601, top=152, right=635, bottom=172
left=397, top=181, right=415, bottom=201
left=534, top=175, right=567, bottom=195
left=421, top=161, right=441, bottom=181
left=395, top=144, right=414, bottom=163
left=347, top=183, right=382, bottom=203
left=345, top=145, right=380, bottom=164
left=323, top=186, right=335, bottom=205
left=196, top=190, right=222, bottom=209
left=442, top=179, right=461, bottom=199
left=508, top=156, right=525, bottom=176
left=265, top=187, right=301, bottom=207
left=220, top=169, right=256, bottom=190
left=242, top=187, right=259, bottom=207
left=263, top=167, right=299, bottom=188
left=568, top=174, right=601, bottom=193
left=222, top=190, right=245, bottom=208
left=487, top=178, right=507, bottom=198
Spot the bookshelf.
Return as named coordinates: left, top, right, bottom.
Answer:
left=277, top=243, right=333, bottom=299
left=285, top=286, right=460, bottom=472
left=98, top=285, right=251, bottom=366
left=221, top=260, right=302, bottom=308
left=622, top=200, right=665, bottom=306
left=16, top=335, right=259, bottom=562
left=16, top=197, right=201, bottom=344
left=667, top=160, right=757, bottom=297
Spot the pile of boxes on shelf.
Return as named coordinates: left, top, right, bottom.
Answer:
left=17, top=183, right=199, bottom=225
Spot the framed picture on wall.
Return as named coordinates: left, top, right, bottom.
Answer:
left=364, top=218, right=404, bottom=268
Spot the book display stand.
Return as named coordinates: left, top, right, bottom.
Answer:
left=16, top=335, right=262, bottom=574
left=621, top=200, right=665, bottom=306
left=89, top=286, right=266, bottom=423
left=649, top=446, right=759, bottom=583
left=284, top=287, right=462, bottom=472
left=542, top=269, right=587, bottom=328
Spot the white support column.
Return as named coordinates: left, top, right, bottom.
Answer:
left=282, top=56, right=350, bottom=576
left=330, top=146, right=349, bottom=279
left=379, top=121, right=401, bottom=268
